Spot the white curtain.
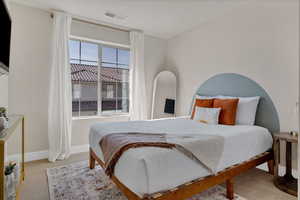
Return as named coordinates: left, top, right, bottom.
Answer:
left=129, top=31, right=148, bottom=120
left=48, top=12, right=72, bottom=162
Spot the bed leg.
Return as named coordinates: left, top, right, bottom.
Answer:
left=267, top=160, right=274, bottom=175
left=226, top=179, right=234, bottom=200
left=89, top=149, right=95, bottom=169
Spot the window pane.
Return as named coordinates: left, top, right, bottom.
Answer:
left=101, top=47, right=129, bottom=113
left=118, top=49, right=130, bottom=66
left=80, top=83, right=98, bottom=116
left=101, top=67, right=118, bottom=112
left=72, top=84, right=80, bottom=117
left=69, top=40, right=80, bottom=59
left=102, top=46, right=117, bottom=64
left=71, top=64, right=98, bottom=116
left=100, top=67, right=129, bottom=113
left=118, top=82, right=129, bottom=112
left=119, top=68, right=129, bottom=112
left=81, top=42, right=98, bottom=62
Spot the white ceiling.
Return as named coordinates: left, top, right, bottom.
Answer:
left=11, top=0, right=298, bottom=39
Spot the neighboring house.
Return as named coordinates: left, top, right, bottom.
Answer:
left=71, top=63, right=129, bottom=115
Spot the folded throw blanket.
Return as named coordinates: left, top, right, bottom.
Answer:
left=100, top=132, right=224, bottom=177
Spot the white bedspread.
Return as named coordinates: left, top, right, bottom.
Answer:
left=89, top=117, right=272, bottom=197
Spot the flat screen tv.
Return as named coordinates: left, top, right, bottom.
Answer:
left=0, top=0, right=11, bottom=74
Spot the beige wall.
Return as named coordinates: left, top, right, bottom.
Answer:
left=167, top=2, right=298, bottom=168
left=7, top=3, right=167, bottom=154
left=71, top=20, right=130, bottom=46
left=9, top=3, right=52, bottom=154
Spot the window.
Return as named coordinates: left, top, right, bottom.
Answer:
left=69, top=39, right=130, bottom=117
left=106, top=85, right=114, bottom=98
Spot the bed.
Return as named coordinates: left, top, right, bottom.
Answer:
left=89, top=73, right=280, bottom=200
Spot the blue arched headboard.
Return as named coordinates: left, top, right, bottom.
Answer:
left=192, top=73, right=280, bottom=134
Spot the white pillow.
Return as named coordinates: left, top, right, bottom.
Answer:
left=217, top=95, right=260, bottom=125
left=195, top=95, right=260, bottom=125
left=193, top=107, right=221, bottom=125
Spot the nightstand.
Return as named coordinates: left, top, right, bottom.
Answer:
left=273, top=132, right=298, bottom=196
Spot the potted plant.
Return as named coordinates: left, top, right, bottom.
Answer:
left=0, top=107, right=8, bottom=120
left=0, top=107, right=8, bottom=132
left=5, top=162, right=17, bottom=200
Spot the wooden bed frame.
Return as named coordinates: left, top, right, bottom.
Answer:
left=90, top=148, right=274, bottom=200
left=89, top=73, right=279, bottom=200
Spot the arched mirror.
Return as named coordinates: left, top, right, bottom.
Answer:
left=151, top=71, right=177, bottom=119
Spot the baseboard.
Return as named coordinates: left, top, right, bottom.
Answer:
left=257, top=163, right=298, bottom=178
left=6, top=144, right=90, bottom=163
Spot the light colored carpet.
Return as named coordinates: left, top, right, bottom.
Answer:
left=47, top=161, right=246, bottom=200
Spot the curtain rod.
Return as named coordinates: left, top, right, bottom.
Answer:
left=50, top=13, right=130, bottom=33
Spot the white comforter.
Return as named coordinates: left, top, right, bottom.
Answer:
left=89, top=117, right=273, bottom=197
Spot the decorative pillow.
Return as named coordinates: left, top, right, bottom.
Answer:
left=218, top=96, right=260, bottom=125
left=191, top=99, right=214, bottom=119
left=213, top=98, right=239, bottom=125
left=193, top=107, right=221, bottom=125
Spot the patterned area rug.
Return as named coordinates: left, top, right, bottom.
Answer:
left=47, top=161, right=246, bottom=200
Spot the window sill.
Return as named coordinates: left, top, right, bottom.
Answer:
left=72, top=113, right=130, bottom=121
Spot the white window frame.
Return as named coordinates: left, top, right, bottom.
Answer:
left=70, top=35, right=130, bottom=119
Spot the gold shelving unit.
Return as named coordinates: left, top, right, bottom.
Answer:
left=0, top=115, right=25, bottom=200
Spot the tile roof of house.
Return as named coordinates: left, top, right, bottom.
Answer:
left=71, top=63, right=129, bottom=83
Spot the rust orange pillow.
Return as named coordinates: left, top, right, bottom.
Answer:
left=213, top=98, right=239, bottom=125
left=191, top=99, right=214, bottom=119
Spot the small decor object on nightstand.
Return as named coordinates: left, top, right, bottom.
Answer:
left=273, top=132, right=298, bottom=196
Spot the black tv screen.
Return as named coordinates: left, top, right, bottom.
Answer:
left=0, top=0, right=11, bottom=73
